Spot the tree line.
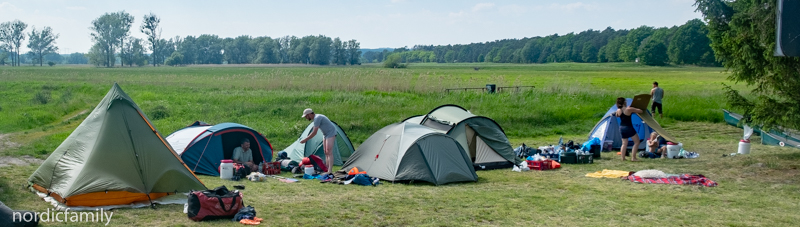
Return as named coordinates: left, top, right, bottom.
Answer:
left=0, top=20, right=61, bottom=66
left=85, top=11, right=362, bottom=67
left=367, top=19, right=717, bottom=67
left=4, top=11, right=716, bottom=67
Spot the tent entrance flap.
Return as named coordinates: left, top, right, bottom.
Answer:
left=219, top=130, right=264, bottom=164
left=465, top=125, right=477, bottom=161
left=474, top=136, right=506, bottom=163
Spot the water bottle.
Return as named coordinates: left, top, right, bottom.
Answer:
left=258, top=162, right=263, bottom=173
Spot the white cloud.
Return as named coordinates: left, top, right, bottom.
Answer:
left=0, top=2, right=22, bottom=12
left=66, top=6, right=86, bottom=10
left=549, top=2, right=596, bottom=11
left=448, top=10, right=466, bottom=18
left=472, top=3, right=495, bottom=12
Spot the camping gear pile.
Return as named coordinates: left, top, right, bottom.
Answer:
left=514, top=137, right=598, bottom=168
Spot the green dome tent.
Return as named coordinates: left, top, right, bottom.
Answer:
left=405, top=104, right=516, bottom=170
left=28, top=83, right=206, bottom=208
left=282, top=121, right=355, bottom=166
left=342, top=122, right=478, bottom=185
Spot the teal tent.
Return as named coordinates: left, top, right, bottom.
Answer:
left=282, top=121, right=355, bottom=166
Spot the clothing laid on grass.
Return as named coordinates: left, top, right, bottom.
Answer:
left=585, top=169, right=631, bottom=178
left=627, top=174, right=717, bottom=187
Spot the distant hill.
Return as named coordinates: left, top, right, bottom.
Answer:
left=360, top=48, right=393, bottom=53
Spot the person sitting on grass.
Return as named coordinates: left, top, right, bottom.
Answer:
left=232, top=138, right=258, bottom=171
left=645, top=132, right=667, bottom=159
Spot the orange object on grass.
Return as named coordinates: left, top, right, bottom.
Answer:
left=550, top=161, right=561, bottom=169
left=348, top=167, right=367, bottom=175
left=240, top=218, right=262, bottom=225
left=32, top=183, right=172, bottom=207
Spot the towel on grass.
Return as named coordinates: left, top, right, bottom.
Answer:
left=586, top=169, right=631, bottom=178
left=627, top=174, right=717, bottom=187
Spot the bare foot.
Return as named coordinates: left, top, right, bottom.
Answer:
left=631, top=158, right=640, bottom=162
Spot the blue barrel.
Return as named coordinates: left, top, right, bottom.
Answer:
left=486, top=84, right=496, bottom=93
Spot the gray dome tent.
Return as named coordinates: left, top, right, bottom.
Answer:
left=342, top=122, right=478, bottom=185
left=405, top=105, right=516, bottom=170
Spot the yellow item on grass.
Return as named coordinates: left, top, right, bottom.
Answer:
left=585, top=169, right=630, bottom=178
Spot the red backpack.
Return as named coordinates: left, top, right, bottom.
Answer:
left=187, top=186, right=244, bottom=221
left=302, top=155, right=328, bottom=173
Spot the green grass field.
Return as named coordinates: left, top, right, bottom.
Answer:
left=1, top=63, right=798, bottom=226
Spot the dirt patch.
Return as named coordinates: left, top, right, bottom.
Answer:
left=0, top=155, right=44, bottom=167
left=0, top=133, right=20, bottom=153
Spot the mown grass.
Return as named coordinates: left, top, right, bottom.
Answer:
left=3, top=63, right=796, bottom=226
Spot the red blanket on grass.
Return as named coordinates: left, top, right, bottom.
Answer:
left=627, top=174, right=718, bottom=187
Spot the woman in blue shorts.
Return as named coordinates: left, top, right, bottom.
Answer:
left=615, top=97, right=643, bottom=161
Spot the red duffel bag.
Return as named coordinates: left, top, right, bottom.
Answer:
left=187, top=186, right=244, bottom=221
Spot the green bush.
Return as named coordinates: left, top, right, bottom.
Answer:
left=31, top=90, right=52, bottom=105
left=149, top=105, right=170, bottom=120
left=165, top=52, right=184, bottom=66
left=47, top=61, right=55, bottom=67
left=383, top=53, right=407, bottom=68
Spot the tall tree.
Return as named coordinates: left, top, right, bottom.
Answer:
left=637, top=39, right=669, bottom=66
left=66, top=52, right=88, bottom=64
left=331, top=38, right=345, bottom=65
left=346, top=39, right=361, bottom=65
left=120, top=37, right=147, bottom=66
left=140, top=13, right=161, bottom=66
left=26, top=26, right=59, bottom=66
left=668, top=18, right=715, bottom=65
left=90, top=11, right=133, bottom=67
left=0, top=20, right=28, bottom=66
left=696, top=0, right=800, bottom=130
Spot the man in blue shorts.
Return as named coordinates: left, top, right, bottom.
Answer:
left=650, top=81, right=664, bottom=119
left=300, top=108, right=337, bottom=173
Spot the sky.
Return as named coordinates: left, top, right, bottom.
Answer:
left=0, top=0, right=703, bottom=54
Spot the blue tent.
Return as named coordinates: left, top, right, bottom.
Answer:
left=166, top=122, right=273, bottom=176
left=588, top=98, right=655, bottom=151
